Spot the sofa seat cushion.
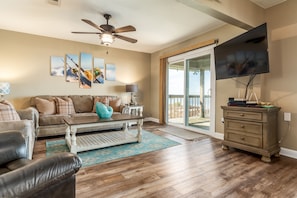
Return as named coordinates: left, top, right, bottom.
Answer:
left=69, top=95, right=93, bottom=113
left=6, top=159, right=31, bottom=171
left=39, top=114, right=70, bottom=126
left=71, top=113, right=97, bottom=117
left=0, top=167, right=10, bottom=175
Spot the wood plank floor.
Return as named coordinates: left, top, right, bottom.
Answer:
left=33, top=122, right=297, bottom=198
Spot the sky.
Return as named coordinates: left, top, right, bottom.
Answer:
left=168, top=69, right=211, bottom=95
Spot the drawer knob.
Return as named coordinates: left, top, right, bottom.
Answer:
left=240, top=113, right=244, bottom=117
left=241, top=137, right=245, bottom=141
left=241, top=125, right=245, bottom=128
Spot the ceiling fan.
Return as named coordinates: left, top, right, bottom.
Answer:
left=72, top=14, right=137, bottom=46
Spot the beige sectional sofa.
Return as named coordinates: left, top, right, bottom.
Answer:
left=30, top=95, right=128, bottom=138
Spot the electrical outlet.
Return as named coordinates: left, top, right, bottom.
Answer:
left=284, top=112, right=291, bottom=122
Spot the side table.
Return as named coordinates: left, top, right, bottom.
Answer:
left=126, top=105, right=143, bottom=116
left=123, top=105, right=143, bottom=126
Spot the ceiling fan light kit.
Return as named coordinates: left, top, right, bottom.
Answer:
left=72, top=13, right=137, bottom=46
left=100, top=33, right=114, bottom=46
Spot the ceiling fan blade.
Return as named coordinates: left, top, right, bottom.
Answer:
left=114, top=34, right=137, bottom=43
left=114, top=25, right=136, bottom=33
left=81, top=19, right=105, bottom=32
left=72, top=31, right=101, bottom=34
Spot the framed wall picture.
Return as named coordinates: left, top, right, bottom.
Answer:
left=93, top=58, right=105, bottom=84
left=65, top=54, right=79, bottom=82
left=80, top=52, right=92, bottom=89
left=106, top=64, right=116, bottom=81
left=50, top=56, right=64, bottom=76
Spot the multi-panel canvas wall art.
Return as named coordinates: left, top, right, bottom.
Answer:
left=106, top=64, right=116, bottom=81
left=93, top=58, right=105, bottom=84
left=50, top=56, right=64, bottom=76
left=79, top=52, right=92, bottom=89
left=65, top=54, right=79, bottom=83
left=50, top=52, right=116, bottom=88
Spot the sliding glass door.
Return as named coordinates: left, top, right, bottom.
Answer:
left=166, top=45, right=215, bottom=133
left=185, top=55, right=211, bottom=130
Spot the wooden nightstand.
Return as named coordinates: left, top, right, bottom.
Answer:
left=221, top=106, right=280, bottom=162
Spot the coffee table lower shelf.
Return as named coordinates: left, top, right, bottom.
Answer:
left=64, top=115, right=144, bottom=154
left=65, top=131, right=140, bottom=153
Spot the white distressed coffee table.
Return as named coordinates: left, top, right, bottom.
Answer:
left=64, top=114, right=143, bottom=154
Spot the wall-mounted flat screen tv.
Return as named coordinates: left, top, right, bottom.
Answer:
left=214, top=23, right=269, bottom=80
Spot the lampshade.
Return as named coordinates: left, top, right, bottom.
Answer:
left=0, top=82, right=10, bottom=95
left=100, top=33, right=114, bottom=46
left=126, top=84, right=138, bottom=93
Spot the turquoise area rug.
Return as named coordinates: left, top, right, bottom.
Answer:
left=46, top=130, right=180, bottom=167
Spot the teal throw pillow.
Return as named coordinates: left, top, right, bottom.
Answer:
left=95, top=102, right=113, bottom=119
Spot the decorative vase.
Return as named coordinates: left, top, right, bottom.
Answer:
left=95, top=102, right=113, bottom=119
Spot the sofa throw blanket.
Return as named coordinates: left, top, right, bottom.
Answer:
left=0, top=100, right=21, bottom=121
left=95, top=102, right=113, bottom=119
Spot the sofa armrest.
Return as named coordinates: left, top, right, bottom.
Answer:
left=0, top=152, right=82, bottom=198
left=17, top=107, right=39, bottom=129
left=0, top=120, right=35, bottom=159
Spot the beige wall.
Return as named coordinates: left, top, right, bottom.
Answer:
left=263, top=0, right=297, bottom=150
left=0, top=29, right=151, bottom=116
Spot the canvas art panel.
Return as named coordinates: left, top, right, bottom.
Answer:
left=65, top=54, right=79, bottom=82
left=93, top=58, right=105, bottom=84
left=106, top=64, right=116, bottom=81
left=79, top=52, right=92, bottom=89
left=50, top=56, right=64, bottom=76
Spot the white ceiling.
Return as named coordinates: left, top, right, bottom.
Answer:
left=0, top=0, right=286, bottom=53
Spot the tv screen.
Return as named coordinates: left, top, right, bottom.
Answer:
left=214, top=23, right=269, bottom=80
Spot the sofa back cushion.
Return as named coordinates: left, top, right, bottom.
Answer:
left=109, top=98, right=122, bottom=112
left=35, top=97, right=56, bottom=115
left=92, top=96, right=109, bottom=112
left=69, top=95, right=93, bottom=113
left=55, top=97, right=75, bottom=115
left=0, top=100, right=21, bottom=121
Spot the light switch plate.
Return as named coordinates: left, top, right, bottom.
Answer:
left=284, top=112, right=291, bottom=122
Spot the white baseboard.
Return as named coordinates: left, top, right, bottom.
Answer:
left=280, top=147, right=297, bottom=159
left=144, top=117, right=159, bottom=123
left=213, top=132, right=224, bottom=140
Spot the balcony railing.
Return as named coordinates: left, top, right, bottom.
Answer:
left=168, top=94, right=210, bottom=119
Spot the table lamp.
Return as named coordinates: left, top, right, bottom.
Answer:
left=0, top=82, right=10, bottom=101
left=126, top=84, right=138, bottom=105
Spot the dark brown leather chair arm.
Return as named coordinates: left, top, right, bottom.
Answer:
left=0, top=152, right=82, bottom=198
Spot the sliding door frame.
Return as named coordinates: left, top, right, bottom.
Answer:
left=163, top=43, right=217, bottom=135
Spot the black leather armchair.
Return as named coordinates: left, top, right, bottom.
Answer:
left=0, top=132, right=82, bottom=198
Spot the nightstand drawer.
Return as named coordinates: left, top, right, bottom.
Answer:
left=226, top=132, right=262, bottom=148
left=225, top=120, right=263, bottom=135
left=224, top=110, right=263, bottom=121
